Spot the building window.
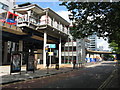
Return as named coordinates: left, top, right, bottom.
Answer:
left=0, top=2, right=9, bottom=11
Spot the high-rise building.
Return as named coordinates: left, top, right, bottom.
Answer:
left=87, top=33, right=97, bottom=51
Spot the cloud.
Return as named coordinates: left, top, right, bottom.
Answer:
left=56, top=10, right=70, bottom=22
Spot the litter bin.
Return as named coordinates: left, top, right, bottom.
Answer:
left=56, top=63, right=59, bottom=70
left=55, top=57, right=59, bottom=70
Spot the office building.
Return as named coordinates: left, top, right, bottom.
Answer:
left=87, top=33, right=97, bottom=51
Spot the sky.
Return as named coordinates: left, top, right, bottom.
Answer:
left=16, top=0, right=111, bottom=51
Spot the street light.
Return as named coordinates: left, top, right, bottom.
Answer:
left=68, top=13, right=75, bottom=69
left=69, top=14, right=74, bottom=21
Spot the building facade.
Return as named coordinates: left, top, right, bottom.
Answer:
left=87, top=33, right=97, bottom=51
left=1, top=0, right=16, bottom=65
left=2, top=3, right=70, bottom=67
left=61, top=36, right=89, bottom=64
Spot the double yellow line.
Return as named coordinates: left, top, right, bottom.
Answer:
left=98, top=69, right=116, bottom=89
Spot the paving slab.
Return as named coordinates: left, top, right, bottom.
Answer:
left=1, top=62, right=102, bottom=85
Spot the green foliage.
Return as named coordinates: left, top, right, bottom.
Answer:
left=103, top=54, right=114, bottom=61
left=109, top=40, right=120, bottom=54
left=60, top=1, right=120, bottom=53
left=60, top=2, right=120, bottom=39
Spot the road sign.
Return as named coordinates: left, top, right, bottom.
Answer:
left=48, top=52, right=53, bottom=56
left=45, top=47, right=48, bottom=52
left=46, top=44, right=56, bottom=48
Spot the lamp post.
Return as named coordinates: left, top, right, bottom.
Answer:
left=68, top=13, right=75, bottom=69
left=68, top=14, right=74, bottom=21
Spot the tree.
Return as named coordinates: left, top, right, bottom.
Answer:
left=103, top=54, right=114, bottom=61
left=60, top=1, right=120, bottom=54
left=109, top=40, right=120, bottom=53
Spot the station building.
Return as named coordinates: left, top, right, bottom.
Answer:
left=2, top=3, right=70, bottom=67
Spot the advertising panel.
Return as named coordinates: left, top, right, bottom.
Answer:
left=11, top=54, right=21, bottom=73
left=27, top=54, right=35, bottom=71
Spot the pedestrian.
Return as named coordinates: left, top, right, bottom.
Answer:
left=73, top=60, right=76, bottom=69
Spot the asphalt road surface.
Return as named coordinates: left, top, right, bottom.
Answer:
left=1, top=61, right=117, bottom=89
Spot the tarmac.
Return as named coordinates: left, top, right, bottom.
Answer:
left=0, top=61, right=120, bottom=89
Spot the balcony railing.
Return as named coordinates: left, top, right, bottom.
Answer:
left=17, top=15, right=69, bottom=35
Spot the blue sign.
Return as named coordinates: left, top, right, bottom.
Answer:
left=46, top=44, right=56, bottom=48
left=50, top=44, right=56, bottom=48
left=6, top=19, right=17, bottom=25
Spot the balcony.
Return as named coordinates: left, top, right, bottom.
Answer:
left=13, top=4, right=70, bottom=37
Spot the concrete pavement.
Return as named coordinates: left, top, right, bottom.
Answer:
left=0, top=62, right=101, bottom=85
left=1, top=61, right=119, bottom=89
left=0, top=61, right=120, bottom=89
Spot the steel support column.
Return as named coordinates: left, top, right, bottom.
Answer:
left=59, top=37, right=61, bottom=65
left=43, top=31, right=47, bottom=67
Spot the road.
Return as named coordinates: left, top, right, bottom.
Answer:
left=1, top=61, right=117, bottom=89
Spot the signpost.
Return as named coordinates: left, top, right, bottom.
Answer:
left=10, top=54, right=21, bottom=74
left=46, top=44, right=56, bottom=67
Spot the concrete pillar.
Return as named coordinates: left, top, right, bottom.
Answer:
left=68, top=37, right=69, bottom=63
left=3, top=42, right=8, bottom=64
left=72, top=39, right=73, bottom=64
left=64, top=44, right=65, bottom=63
left=76, top=39, right=79, bottom=63
left=19, top=41, right=23, bottom=51
left=43, top=31, right=47, bottom=67
left=12, top=42, right=15, bottom=51
left=81, top=39, right=85, bottom=63
left=19, top=40, right=23, bottom=66
left=59, top=37, right=61, bottom=65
